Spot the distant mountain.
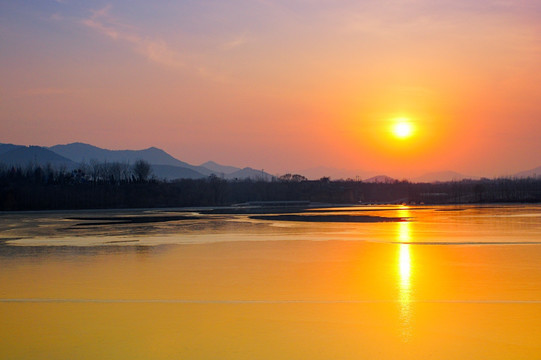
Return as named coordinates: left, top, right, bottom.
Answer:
left=298, top=166, right=370, bottom=180
left=49, top=142, right=213, bottom=176
left=0, top=143, right=24, bottom=155
left=0, top=142, right=278, bottom=181
left=200, top=161, right=240, bottom=175
left=47, top=142, right=278, bottom=180
left=514, top=166, right=541, bottom=179
left=363, top=175, right=396, bottom=183
left=0, top=146, right=76, bottom=168
left=226, top=167, right=274, bottom=181
left=414, top=171, right=478, bottom=183
left=151, top=165, right=206, bottom=180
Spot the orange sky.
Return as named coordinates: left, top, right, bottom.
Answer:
left=1, top=1, right=541, bottom=178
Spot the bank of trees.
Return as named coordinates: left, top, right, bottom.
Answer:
left=0, top=159, right=153, bottom=187
left=1, top=162, right=540, bottom=210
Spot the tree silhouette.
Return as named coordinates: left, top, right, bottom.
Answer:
left=133, top=159, right=152, bottom=182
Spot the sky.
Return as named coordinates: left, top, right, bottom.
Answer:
left=1, top=0, right=541, bottom=178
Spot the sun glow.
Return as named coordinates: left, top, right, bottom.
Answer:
left=392, top=119, right=414, bottom=139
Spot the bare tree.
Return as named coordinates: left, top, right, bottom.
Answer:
left=89, top=159, right=101, bottom=183
left=133, top=159, right=152, bottom=182
left=120, top=161, right=131, bottom=183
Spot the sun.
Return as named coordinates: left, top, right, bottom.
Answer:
left=392, top=118, right=414, bottom=139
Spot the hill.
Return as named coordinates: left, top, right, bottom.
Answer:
left=363, top=175, right=396, bottom=183
left=414, top=171, right=478, bottom=183
left=151, top=165, right=206, bottom=180
left=49, top=142, right=213, bottom=176
left=298, top=166, right=370, bottom=180
left=200, top=161, right=240, bottom=175
left=0, top=143, right=24, bottom=155
left=514, top=166, right=541, bottom=179
left=226, top=167, right=274, bottom=181
left=1, top=142, right=277, bottom=181
left=0, top=146, right=76, bottom=168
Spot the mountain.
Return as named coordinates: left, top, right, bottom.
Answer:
left=0, top=143, right=24, bottom=155
left=200, top=161, right=240, bottom=175
left=226, top=167, right=274, bottom=181
left=48, top=143, right=104, bottom=163
left=0, top=142, right=278, bottom=181
left=49, top=142, right=213, bottom=176
left=48, top=143, right=277, bottom=180
left=414, top=171, right=478, bottom=183
left=0, top=146, right=76, bottom=168
left=514, top=166, right=541, bottom=178
left=298, top=166, right=370, bottom=180
left=151, top=165, right=206, bottom=180
left=363, top=175, right=396, bottom=183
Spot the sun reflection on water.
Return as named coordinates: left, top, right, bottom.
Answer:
left=397, top=209, right=412, bottom=341
left=399, top=242, right=411, bottom=289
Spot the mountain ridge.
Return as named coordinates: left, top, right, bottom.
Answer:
left=226, top=167, right=274, bottom=181
left=49, top=142, right=216, bottom=176
left=1, top=142, right=539, bottom=182
left=200, top=161, right=241, bottom=175
left=413, top=171, right=479, bottom=183
left=0, top=142, right=274, bottom=181
left=514, top=166, right=541, bottom=179
left=0, top=146, right=76, bottom=168
left=298, top=166, right=371, bottom=180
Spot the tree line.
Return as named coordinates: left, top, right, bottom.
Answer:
left=1, top=161, right=541, bottom=211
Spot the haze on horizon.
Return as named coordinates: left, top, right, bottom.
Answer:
left=1, top=1, right=541, bottom=179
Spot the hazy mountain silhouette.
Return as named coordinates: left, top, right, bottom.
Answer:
left=514, top=166, right=541, bottom=178
left=364, top=175, right=396, bottom=183
left=0, top=146, right=76, bottom=168
left=49, top=142, right=213, bottom=175
left=200, top=161, right=241, bottom=175
left=0, top=142, right=277, bottom=181
left=5, top=142, right=539, bottom=182
left=299, top=166, right=370, bottom=180
left=226, top=167, right=274, bottom=181
left=152, top=165, right=206, bottom=180
left=414, top=171, right=479, bottom=183
left=0, top=143, right=24, bottom=155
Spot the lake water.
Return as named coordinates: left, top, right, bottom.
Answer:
left=1, top=205, right=541, bottom=359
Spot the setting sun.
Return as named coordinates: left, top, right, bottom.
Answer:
left=392, top=119, right=414, bottom=139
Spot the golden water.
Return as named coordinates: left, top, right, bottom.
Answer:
left=1, top=205, right=541, bottom=359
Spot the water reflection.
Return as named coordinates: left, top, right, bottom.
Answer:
left=397, top=209, right=412, bottom=341
left=399, top=242, right=411, bottom=289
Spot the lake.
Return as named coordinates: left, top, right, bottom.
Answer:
left=1, top=204, right=541, bottom=359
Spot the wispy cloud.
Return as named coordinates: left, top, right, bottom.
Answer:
left=81, top=5, right=226, bottom=81
left=81, top=5, right=185, bottom=70
left=50, top=13, right=64, bottom=21
left=222, top=33, right=250, bottom=50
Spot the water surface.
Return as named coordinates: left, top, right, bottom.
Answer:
left=1, top=205, right=541, bottom=359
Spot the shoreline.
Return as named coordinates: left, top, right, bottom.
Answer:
left=1, top=201, right=539, bottom=215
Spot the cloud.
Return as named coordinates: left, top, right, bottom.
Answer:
left=81, top=5, right=226, bottom=80
left=81, top=5, right=185, bottom=69
left=50, top=13, right=64, bottom=21
left=222, top=33, right=250, bottom=50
